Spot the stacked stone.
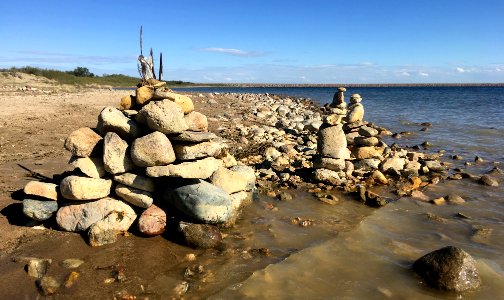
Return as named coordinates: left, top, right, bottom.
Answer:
left=21, top=80, right=256, bottom=247
left=313, top=87, right=350, bottom=185
left=315, top=89, right=432, bottom=191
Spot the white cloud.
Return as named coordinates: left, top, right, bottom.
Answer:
left=456, top=67, right=466, bottom=73
left=198, top=47, right=267, bottom=57
left=496, top=67, right=502, bottom=72
left=400, top=71, right=411, bottom=76
left=419, top=72, right=429, bottom=77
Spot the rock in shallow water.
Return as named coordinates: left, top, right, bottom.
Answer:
left=164, top=179, right=233, bottom=224
left=138, top=205, right=167, bottom=236
left=179, top=222, right=222, bottom=249
left=412, top=246, right=481, bottom=292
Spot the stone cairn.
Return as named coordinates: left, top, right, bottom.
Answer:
left=21, top=79, right=256, bottom=247
left=314, top=87, right=446, bottom=206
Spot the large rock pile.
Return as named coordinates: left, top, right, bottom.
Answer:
left=21, top=80, right=255, bottom=247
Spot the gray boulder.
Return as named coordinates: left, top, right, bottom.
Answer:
left=413, top=246, right=481, bottom=292
left=164, top=179, right=233, bottom=224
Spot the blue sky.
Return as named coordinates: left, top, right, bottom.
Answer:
left=1, top=0, right=503, bottom=83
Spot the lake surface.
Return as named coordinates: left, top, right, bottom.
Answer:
left=172, top=86, right=504, bottom=299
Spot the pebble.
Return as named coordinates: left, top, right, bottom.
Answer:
left=37, top=276, right=60, bottom=296
left=138, top=205, right=167, bottom=236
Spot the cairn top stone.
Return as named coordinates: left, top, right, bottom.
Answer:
left=337, top=87, right=347, bottom=92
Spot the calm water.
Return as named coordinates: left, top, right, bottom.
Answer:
left=172, top=86, right=504, bottom=299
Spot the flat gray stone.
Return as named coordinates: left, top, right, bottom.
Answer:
left=164, top=179, right=233, bottom=224
left=23, top=199, right=58, bottom=221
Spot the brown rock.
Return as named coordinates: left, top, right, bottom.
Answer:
left=64, top=127, right=102, bottom=157
left=24, top=181, right=58, bottom=200
left=153, top=90, right=195, bottom=114
left=136, top=86, right=154, bottom=105
left=184, top=111, right=208, bottom=132
left=120, top=95, right=134, bottom=110
left=138, top=205, right=166, bottom=236
left=352, top=146, right=384, bottom=159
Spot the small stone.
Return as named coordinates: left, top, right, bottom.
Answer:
left=119, top=95, right=134, bottom=110
left=64, top=127, right=102, bottom=157
left=23, top=181, right=58, bottom=201
left=88, top=211, right=133, bottom=247
left=59, top=176, right=112, bottom=201
left=179, top=222, right=222, bottom=249
left=346, top=103, right=364, bottom=123
left=423, top=160, right=445, bottom=172
left=115, top=184, right=153, bottom=208
left=146, top=157, right=222, bottom=179
left=130, top=131, right=176, bottom=167
left=113, top=173, right=155, bottom=192
left=370, top=170, right=388, bottom=185
left=446, top=194, right=466, bottom=205
left=277, top=191, right=293, bottom=201
left=352, top=146, right=384, bottom=159
left=431, top=197, right=446, bottom=205
left=354, top=136, right=379, bottom=146
left=358, top=126, right=379, bottom=137
left=479, top=175, right=498, bottom=186
left=69, top=156, right=106, bottom=178
left=411, top=190, right=429, bottom=201
left=103, top=132, right=134, bottom=175
left=210, top=167, right=250, bottom=194
left=23, top=199, right=58, bottom=221
left=37, top=276, right=60, bottom=296
left=173, top=141, right=224, bottom=161
left=97, top=106, right=142, bottom=139
left=171, top=131, right=217, bottom=143
left=64, top=271, right=80, bottom=288
left=313, top=168, right=342, bottom=185
left=381, top=157, right=405, bottom=174
left=153, top=90, right=194, bottom=114
left=60, top=259, right=85, bottom=269
left=138, top=205, right=166, bottom=236
left=184, top=111, right=208, bottom=132
left=313, top=157, right=346, bottom=172
left=135, top=86, right=154, bottom=105
left=413, top=246, right=481, bottom=292
left=27, top=258, right=52, bottom=278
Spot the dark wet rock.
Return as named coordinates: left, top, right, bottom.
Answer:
left=479, top=175, right=498, bottom=186
left=23, top=199, right=58, bottom=221
left=179, top=222, right=222, bottom=249
left=474, top=156, right=484, bottom=163
left=412, top=246, right=481, bottom=292
left=452, top=155, right=463, bottom=160
left=446, top=194, right=465, bottom=205
left=164, top=179, right=233, bottom=224
left=37, top=276, right=60, bottom=296
left=277, top=191, right=293, bottom=201
left=488, top=166, right=503, bottom=175
left=425, top=213, right=448, bottom=223
left=27, top=258, right=52, bottom=278
left=138, top=204, right=166, bottom=236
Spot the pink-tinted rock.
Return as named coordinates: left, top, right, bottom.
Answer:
left=138, top=205, right=166, bottom=236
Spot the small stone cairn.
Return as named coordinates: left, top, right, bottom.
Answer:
left=21, top=79, right=256, bottom=247
left=315, top=87, right=446, bottom=204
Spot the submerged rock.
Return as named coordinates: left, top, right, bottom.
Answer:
left=412, top=246, right=481, bottom=292
left=179, top=222, right=222, bottom=249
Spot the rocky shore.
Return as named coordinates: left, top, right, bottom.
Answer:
left=2, top=78, right=501, bottom=298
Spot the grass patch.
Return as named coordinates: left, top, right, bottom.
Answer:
left=0, top=66, right=194, bottom=87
